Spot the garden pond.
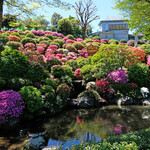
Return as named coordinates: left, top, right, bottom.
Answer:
left=1, top=105, right=150, bottom=149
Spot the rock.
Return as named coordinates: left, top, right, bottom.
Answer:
left=77, top=96, right=95, bottom=108
left=24, top=133, right=45, bottom=149
left=141, top=87, right=149, bottom=99
left=117, top=96, right=134, bottom=108
left=42, top=146, right=59, bottom=150
left=143, top=100, right=150, bottom=106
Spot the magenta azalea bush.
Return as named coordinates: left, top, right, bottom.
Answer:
left=0, top=90, right=25, bottom=123
left=74, top=68, right=83, bottom=79
left=107, top=70, right=129, bottom=84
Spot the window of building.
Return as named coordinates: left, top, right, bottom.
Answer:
left=109, top=24, right=128, bottom=30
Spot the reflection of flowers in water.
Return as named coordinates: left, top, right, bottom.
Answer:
left=114, top=124, right=126, bottom=134
left=76, top=116, right=83, bottom=125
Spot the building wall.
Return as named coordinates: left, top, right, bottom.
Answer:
left=100, top=21, right=129, bottom=41
left=99, top=33, right=114, bottom=40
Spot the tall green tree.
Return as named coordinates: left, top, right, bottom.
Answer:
left=2, top=13, right=19, bottom=29
left=73, top=0, right=100, bottom=39
left=50, top=12, right=63, bottom=31
left=114, top=0, right=150, bottom=39
left=57, top=18, right=73, bottom=35
left=0, top=0, right=70, bottom=30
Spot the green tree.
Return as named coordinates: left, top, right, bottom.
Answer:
left=68, top=15, right=82, bottom=37
left=0, top=0, right=71, bottom=30
left=114, top=0, right=150, bottom=39
left=57, top=18, right=73, bottom=35
left=74, top=0, right=99, bottom=39
left=50, top=12, right=62, bottom=31
left=2, top=13, right=19, bottom=30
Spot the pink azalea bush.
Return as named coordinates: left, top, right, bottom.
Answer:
left=37, top=46, right=45, bottom=54
left=147, top=55, right=150, bottom=66
left=96, top=79, right=109, bottom=93
left=74, top=68, right=83, bottom=79
left=0, top=90, right=25, bottom=123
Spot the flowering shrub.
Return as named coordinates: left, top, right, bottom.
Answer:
left=56, top=84, right=71, bottom=98
left=48, top=45, right=58, bottom=50
left=107, top=70, right=129, bottom=84
left=66, top=34, right=74, bottom=40
left=21, top=37, right=36, bottom=46
left=94, top=39, right=101, bottom=43
left=54, top=39, right=65, bottom=48
left=66, top=39, right=75, bottom=44
left=96, top=79, right=109, bottom=93
left=127, top=40, right=134, bottom=46
left=26, top=33, right=36, bottom=38
left=66, top=45, right=77, bottom=52
left=101, top=39, right=109, bottom=43
left=127, top=47, right=145, bottom=62
left=6, top=41, right=21, bottom=49
left=119, top=43, right=126, bottom=45
left=0, top=90, right=25, bottom=123
left=37, top=46, right=45, bottom=54
left=9, top=35, right=20, bottom=42
left=76, top=38, right=84, bottom=42
left=140, top=43, right=150, bottom=58
left=147, top=55, right=150, bottom=66
left=130, top=83, right=138, bottom=89
left=73, top=42, right=84, bottom=50
left=19, top=86, right=44, bottom=113
left=74, top=68, right=83, bottom=79
left=120, top=39, right=127, bottom=43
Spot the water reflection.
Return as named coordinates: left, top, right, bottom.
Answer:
left=43, top=106, right=150, bottom=149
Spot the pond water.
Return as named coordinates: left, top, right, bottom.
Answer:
left=1, top=105, right=150, bottom=149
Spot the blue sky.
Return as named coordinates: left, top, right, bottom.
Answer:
left=3, top=0, right=125, bottom=33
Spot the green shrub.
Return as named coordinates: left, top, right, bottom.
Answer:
left=66, top=59, right=79, bottom=71
left=140, top=43, right=150, bottom=58
left=91, top=44, right=128, bottom=65
left=93, top=36, right=101, bottom=40
left=0, top=34, right=9, bottom=45
left=39, top=37, right=49, bottom=42
left=6, top=41, right=21, bottom=49
left=44, top=78, right=57, bottom=89
left=21, top=37, right=36, bottom=46
left=80, top=65, right=94, bottom=81
left=66, top=34, right=74, bottom=40
left=84, top=38, right=93, bottom=43
left=39, top=40, right=51, bottom=46
left=128, top=63, right=149, bottom=87
left=62, top=65, right=74, bottom=78
left=8, top=77, right=33, bottom=91
left=50, top=42, right=60, bottom=48
left=51, top=65, right=65, bottom=78
left=0, top=77, right=6, bottom=90
left=19, top=86, right=44, bottom=113
left=45, top=57, right=62, bottom=71
left=72, top=42, right=84, bottom=50
left=40, top=85, right=55, bottom=104
left=11, top=32, right=21, bottom=38
left=66, top=44, right=77, bottom=52
left=108, top=39, right=119, bottom=44
left=26, top=33, right=36, bottom=38
left=137, top=40, right=145, bottom=45
left=26, top=62, right=49, bottom=83
left=45, top=34, right=53, bottom=40
left=0, top=49, right=30, bottom=80
left=78, top=89, right=100, bottom=101
left=53, top=39, right=65, bottom=48
left=60, top=75, right=73, bottom=90
left=120, top=39, right=127, bottom=43
left=76, top=57, right=91, bottom=68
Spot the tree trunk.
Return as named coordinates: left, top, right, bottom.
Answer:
left=82, top=27, right=86, bottom=39
left=0, top=0, right=4, bottom=31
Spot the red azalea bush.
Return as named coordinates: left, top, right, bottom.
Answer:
left=0, top=90, right=25, bottom=123
left=127, top=47, right=145, bottom=62
left=9, top=35, right=21, bottom=42
left=96, top=79, right=109, bottom=93
left=74, top=68, right=83, bottom=79
left=48, top=45, right=58, bottom=50
left=56, top=84, right=71, bottom=98
left=66, top=39, right=75, bottom=44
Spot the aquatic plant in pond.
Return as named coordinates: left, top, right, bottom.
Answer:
left=0, top=90, right=25, bottom=123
